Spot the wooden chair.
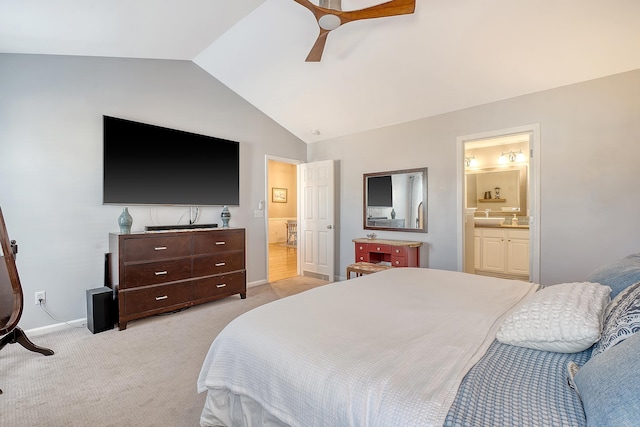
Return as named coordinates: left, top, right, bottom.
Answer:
left=286, top=220, right=297, bottom=247
left=0, top=207, right=54, bottom=394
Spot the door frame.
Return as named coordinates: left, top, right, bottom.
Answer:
left=265, top=155, right=302, bottom=282
left=456, top=124, right=541, bottom=283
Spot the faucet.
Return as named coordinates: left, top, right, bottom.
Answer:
left=485, top=209, right=491, bottom=218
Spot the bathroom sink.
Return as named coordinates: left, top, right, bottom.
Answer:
left=474, top=217, right=506, bottom=227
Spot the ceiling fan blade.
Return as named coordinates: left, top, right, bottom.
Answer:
left=340, top=0, right=416, bottom=24
left=292, top=0, right=416, bottom=61
left=306, top=29, right=331, bottom=62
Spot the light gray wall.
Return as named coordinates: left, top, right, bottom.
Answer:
left=309, top=69, right=640, bottom=285
left=0, top=54, right=306, bottom=330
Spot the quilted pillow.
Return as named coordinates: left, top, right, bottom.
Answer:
left=591, top=281, right=640, bottom=357
left=496, top=282, right=611, bottom=353
left=586, top=252, right=640, bottom=298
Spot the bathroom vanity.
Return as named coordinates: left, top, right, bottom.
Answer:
left=474, top=226, right=529, bottom=279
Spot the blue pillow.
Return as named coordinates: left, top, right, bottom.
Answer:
left=586, top=253, right=640, bottom=298
left=591, top=281, right=640, bottom=357
left=574, top=332, right=640, bottom=426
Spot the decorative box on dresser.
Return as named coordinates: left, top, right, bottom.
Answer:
left=352, top=238, right=422, bottom=267
left=109, top=228, right=246, bottom=330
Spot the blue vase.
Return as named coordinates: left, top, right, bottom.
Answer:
left=118, top=207, right=133, bottom=234
left=221, top=206, right=231, bottom=228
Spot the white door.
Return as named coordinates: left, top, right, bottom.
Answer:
left=298, top=160, right=335, bottom=281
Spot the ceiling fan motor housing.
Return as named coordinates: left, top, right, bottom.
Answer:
left=319, top=14, right=342, bottom=30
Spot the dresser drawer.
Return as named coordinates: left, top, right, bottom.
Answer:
left=391, top=256, right=407, bottom=267
left=355, top=243, right=370, bottom=262
left=192, top=230, right=244, bottom=255
left=123, top=282, right=191, bottom=315
left=390, top=246, right=409, bottom=267
left=192, top=272, right=246, bottom=301
left=355, top=243, right=369, bottom=253
left=123, top=259, right=192, bottom=288
left=123, top=236, right=190, bottom=262
left=391, top=246, right=409, bottom=257
left=192, top=251, right=245, bottom=276
left=369, top=244, right=391, bottom=254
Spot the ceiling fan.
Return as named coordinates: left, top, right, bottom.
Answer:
left=293, top=0, right=416, bottom=62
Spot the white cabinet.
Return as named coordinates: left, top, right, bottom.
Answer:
left=482, top=229, right=506, bottom=273
left=474, top=233, right=481, bottom=270
left=506, top=232, right=530, bottom=276
left=474, top=227, right=529, bottom=279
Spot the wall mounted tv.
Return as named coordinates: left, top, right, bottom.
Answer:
left=367, top=175, right=393, bottom=207
left=103, top=116, right=240, bottom=206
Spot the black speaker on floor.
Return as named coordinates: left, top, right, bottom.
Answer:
left=86, top=287, right=114, bottom=334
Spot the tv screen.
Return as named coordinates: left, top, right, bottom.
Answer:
left=103, top=116, right=239, bottom=206
left=367, top=175, right=393, bottom=207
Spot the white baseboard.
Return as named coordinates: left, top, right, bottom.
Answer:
left=26, top=318, right=87, bottom=336
left=247, top=279, right=267, bottom=288
left=25, top=280, right=268, bottom=336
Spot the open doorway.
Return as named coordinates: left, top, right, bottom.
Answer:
left=457, top=125, right=540, bottom=283
left=266, top=158, right=299, bottom=282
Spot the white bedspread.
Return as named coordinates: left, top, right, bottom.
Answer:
left=197, top=268, right=538, bottom=427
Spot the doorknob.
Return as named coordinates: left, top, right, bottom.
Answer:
left=327, top=225, right=333, bottom=229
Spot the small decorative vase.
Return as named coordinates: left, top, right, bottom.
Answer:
left=221, top=206, right=231, bottom=228
left=391, top=208, right=396, bottom=219
left=118, top=207, right=133, bottom=234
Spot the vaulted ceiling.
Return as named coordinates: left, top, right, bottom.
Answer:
left=2, top=0, right=640, bottom=143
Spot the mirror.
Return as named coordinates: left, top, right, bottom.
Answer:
left=465, top=165, right=527, bottom=213
left=363, top=168, right=427, bottom=232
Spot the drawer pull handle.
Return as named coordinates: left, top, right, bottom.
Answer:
left=155, top=295, right=168, bottom=301
left=395, top=249, right=400, bottom=253
left=215, top=262, right=226, bottom=267
left=215, top=241, right=226, bottom=245
left=154, top=246, right=167, bottom=251
left=395, top=261, right=400, bottom=265
left=155, top=271, right=168, bottom=276
left=377, top=247, right=381, bottom=251
left=216, top=284, right=227, bottom=288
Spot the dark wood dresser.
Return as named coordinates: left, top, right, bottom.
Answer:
left=109, top=228, right=246, bottom=330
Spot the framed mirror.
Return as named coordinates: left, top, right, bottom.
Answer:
left=465, top=165, right=527, bottom=213
left=363, top=168, right=428, bottom=233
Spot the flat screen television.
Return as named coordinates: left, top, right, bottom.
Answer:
left=367, top=175, right=393, bottom=207
left=103, top=116, right=240, bottom=206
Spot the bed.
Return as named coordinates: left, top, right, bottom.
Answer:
left=198, top=255, right=640, bottom=426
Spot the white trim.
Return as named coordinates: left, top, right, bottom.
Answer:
left=456, top=124, right=541, bottom=284
left=25, top=318, right=87, bottom=336
left=248, top=279, right=267, bottom=288
left=264, top=155, right=302, bottom=283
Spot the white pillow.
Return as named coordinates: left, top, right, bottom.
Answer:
left=496, top=282, right=611, bottom=353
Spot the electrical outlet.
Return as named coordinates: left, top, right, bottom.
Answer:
left=35, top=291, right=46, bottom=305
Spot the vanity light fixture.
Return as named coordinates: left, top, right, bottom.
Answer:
left=499, top=150, right=525, bottom=164
left=464, top=156, right=477, bottom=167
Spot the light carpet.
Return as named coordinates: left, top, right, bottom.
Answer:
left=0, top=277, right=328, bottom=427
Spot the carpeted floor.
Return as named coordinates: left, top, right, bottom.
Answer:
left=0, top=277, right=328, bottom=427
